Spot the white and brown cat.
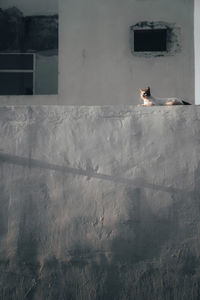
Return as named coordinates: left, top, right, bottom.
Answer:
left=139, top=87, right=191, bottom=106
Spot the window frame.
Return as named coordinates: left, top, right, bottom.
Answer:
left=0, top=53, right=36, bottom=95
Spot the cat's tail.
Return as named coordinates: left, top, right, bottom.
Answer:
left=182, top=100, right=192, bottom=105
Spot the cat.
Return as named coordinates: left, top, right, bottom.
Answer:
left=139, top=87, right=191, bottom=106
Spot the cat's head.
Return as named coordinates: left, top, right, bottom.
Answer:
left=139, top=86, right=151, bottom=100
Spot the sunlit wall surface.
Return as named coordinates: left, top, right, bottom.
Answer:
left=195, top=0, right=200, bottom=104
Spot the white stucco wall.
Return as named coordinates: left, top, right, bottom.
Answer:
left=195, top=0, right=200, bottom=105
left=59, top=0, right=194, bottom=105
left=0, top=106, right=200, bottom=298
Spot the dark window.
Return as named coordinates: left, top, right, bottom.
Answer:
left=0, top=73, right=33, bottom=95
left=0, top=54, right=33, bottom=70
left=0, top=53, right=34, bottom=95
left=134, top=29, right=167, bottom=52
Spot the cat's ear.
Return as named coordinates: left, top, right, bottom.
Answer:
left=147, top=86, right=150, bottom=91
left=139, top=88, right=143, bottom=93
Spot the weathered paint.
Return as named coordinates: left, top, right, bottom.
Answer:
left=0, top=105, right=200, bottom=299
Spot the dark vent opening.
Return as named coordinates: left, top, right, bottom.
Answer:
left=134, top=29, right=167, bottom=52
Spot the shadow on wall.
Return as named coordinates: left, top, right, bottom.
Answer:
left=0, top=151, right=196, bottom=196
left=1, top=152, right=200, bottom=299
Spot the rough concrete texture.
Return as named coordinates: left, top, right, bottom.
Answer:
left=0, top=105, right=200, bottom=300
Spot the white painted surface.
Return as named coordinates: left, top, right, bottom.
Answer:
left=0, top=95, right=59, bottom=105
left=195, top=0, right=200, bottom=104
left=0, top=105, right=200, bottom=298
left=59, top=0, right=194, bottom=105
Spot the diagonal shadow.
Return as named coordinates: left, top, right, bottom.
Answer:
left=0, top=152, right=194, bottom=197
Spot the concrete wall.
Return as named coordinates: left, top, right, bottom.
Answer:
left=0, top=105, right=200, bottom=299
left=195, top=0, right=200, bottom=105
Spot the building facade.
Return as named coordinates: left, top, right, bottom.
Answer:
left=0, top=0, right=197, bottom=104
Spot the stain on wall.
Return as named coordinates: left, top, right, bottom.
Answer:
left=0, top=7, right=58, bottom=52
